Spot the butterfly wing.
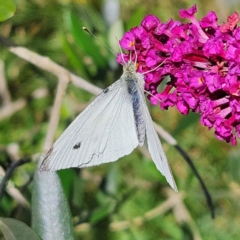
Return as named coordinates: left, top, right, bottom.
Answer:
left=138, top=91, right=178, bottom=192
left=41, top=79, right=139, bottom=171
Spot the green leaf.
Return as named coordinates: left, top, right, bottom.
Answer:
left=0, top=217, right=41, bottom=240
left=32, top=159, right=75, bottom=240
left=0, top=0, right=16, bottom=22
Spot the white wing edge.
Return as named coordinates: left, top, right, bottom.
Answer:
left=142, top=101, right=178, bottom=192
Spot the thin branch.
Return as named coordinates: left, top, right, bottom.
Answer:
left=7, top=186, right=30, bottom=209
left=0, top=167, right=30, bottom=208
left=0, top=99, right=27, bottom=121
left=167, top=189, right=202, bottom=240
left=43, top=73, right=70, bottom=151
left=6, top=142, right=20, bottom=162
left=0, top=59, right=27, bottom=120
left=8, top=46, right=102, bottom=96
left=175, top=145, right=215, bottom=219
left=0, top=60, right=11, bottom=105
left=153, top=122, right=177, bottom=145
left=0, top=158, right=30, bottom=201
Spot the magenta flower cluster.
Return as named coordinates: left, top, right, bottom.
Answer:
left=117, top=4, right=240, bottom=145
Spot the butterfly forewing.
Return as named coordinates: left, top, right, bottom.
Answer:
left=41, top=79, right=139, bottom=171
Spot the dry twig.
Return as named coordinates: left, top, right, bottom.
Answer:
left=167, top=189, right=202, bottom=240
left=0, top=99, right=26, bottom=121
left=43, top=72, right=70, bottom=151
left=9, top=46, right=102, bottom=95
left=0, top=60, right=11, bottom=105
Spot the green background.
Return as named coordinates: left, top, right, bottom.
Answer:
left=1, top=0, right=240, bottom=239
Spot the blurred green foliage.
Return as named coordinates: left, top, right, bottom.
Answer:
left=0, top=0, right=16, bottom=22
left=1, top=0, right=240, bottom=239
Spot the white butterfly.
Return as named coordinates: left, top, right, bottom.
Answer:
left=40, top=60, right=177, bottom=192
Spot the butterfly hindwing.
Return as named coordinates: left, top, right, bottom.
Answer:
left=137, top=86, right=177, bottom=191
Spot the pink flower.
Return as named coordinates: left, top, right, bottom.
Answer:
left=119, top=32, right=135, bottom=50
left=117, top=4, right=240, bottom=145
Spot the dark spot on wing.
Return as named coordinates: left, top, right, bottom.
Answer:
left=73, top=142, right=81, bottom=149
left=103, top=87, right=109, bottom=94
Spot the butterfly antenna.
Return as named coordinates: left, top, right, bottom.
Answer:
left=144, top=90, right=161, bottom=103
left=133, top=45, right=138, bottom=66
left=129, top=50, right=132, bottom=63
left=142, top=58, right=167, bottom=75
left=83, top=27, right=116, bottom=56
left=115, top=36, right=127, bottom=65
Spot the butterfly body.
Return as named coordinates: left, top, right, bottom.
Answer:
left=124, top=65, right=146, bottom=146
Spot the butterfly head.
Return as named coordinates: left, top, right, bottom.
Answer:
left=123, top=60, right=137, bottom=73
